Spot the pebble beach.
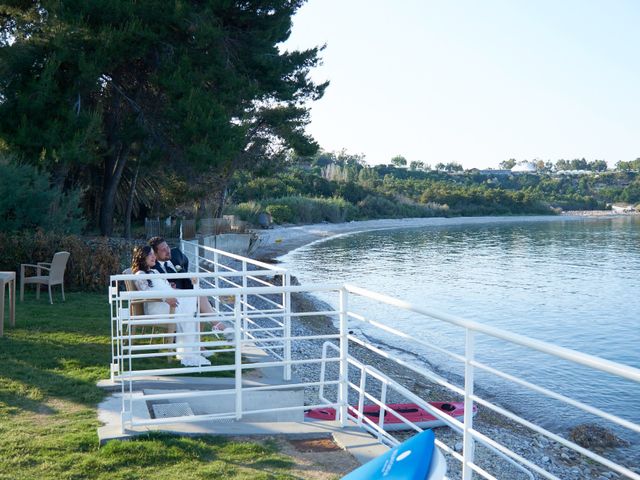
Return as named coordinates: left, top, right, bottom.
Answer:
left=249, top=215, right=638, bottom=479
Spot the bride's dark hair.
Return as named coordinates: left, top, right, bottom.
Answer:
left=132, top=245, right=153, bottom=275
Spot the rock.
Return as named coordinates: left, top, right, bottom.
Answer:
left=541, top=455, right=550, bottom=463
left=257, top=212, right=272, bottom=228
left=568, top=423, right=629, bottom=450
left=454, top=442, right=463, bottom=452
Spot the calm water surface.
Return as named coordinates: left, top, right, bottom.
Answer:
left=281, top=216, right=640, bottom=432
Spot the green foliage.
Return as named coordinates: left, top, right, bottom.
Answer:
left=555, top=158, right=609, bottom=172
left=0, top=231, right=134, bottom=291
left=356, top=195, right=448, bottom=219
left=0, top=1, right=327, bottom=235
left=0, top=162, right=85, bottom=234
left=231, top=171, right=313, bottom=203
left=230, top=196, right=357, bottom=224
left=357, top=167, right=380, bottom=187
left=441, top=162, right=464, bottom=172
left=334, top=181, right=371, bottom=204
left=225, top=201, right=263, bottom=225
left=500, top=159, right=517, bottom=170
left=302, top=149, right=366, bottom=169
left=616, top=158, right=640, bottom=171
left=224, top=155, right=640, bottom=225
left=265, top=204, right=295, bottom=224
left=273, top=196, right=357, bottom=223
left=418, top=182, right=548, bottom=215
left=409, top=160, right=428, bottom=171
left=390, top=155, right=407, bottom=167
left=620, top=180, right=640, bottom=203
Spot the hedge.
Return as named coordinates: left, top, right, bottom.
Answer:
left=0, top=230, right=140, bottom=292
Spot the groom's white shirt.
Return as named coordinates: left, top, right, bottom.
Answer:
left=160, top=260, right=176, bottom=272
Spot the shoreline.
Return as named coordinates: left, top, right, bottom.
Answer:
left=283, top=293, right=636, bottom=479
left=249, top=214, right=637, bottom=478
left=250, top=213, right=623, bottom=261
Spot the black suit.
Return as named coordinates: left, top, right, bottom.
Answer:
left=153, top=248, right=193, bottom=290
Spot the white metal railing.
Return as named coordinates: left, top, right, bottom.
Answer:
left=340, top=284, right=640, bottom=480
left=109, top=274, right=287, bottom=380
left=318, top=342, right=534, bottom=479
left=108, top=271, right=640, bottom=480
left=180, top=239, right=293, bottom=377
left=109, top=281, right=346, bottom=432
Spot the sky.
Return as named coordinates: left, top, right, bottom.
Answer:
left=283, top=0, right=640, bottom=169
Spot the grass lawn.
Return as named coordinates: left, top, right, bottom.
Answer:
left=0, top=291, right=301, bottom=480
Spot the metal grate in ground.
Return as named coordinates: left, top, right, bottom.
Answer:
left=151, top=402, right=194, bottom=419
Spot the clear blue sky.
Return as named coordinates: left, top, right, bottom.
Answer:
left=283, top=0, right=640, bottom=169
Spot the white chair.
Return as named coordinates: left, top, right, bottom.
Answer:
left=20, top=251, right=70, bottom=304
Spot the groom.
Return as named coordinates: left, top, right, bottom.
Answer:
left=148, top=236, right=222, bottom=321
left=148, top=236, right=193, bottom=290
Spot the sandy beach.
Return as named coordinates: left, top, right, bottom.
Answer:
left=251, top=214, right=603, bottom=260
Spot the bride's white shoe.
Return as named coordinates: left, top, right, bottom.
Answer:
left=211, top=322, right=234, bottom=341
left=179, top=355, right=211, bottom=367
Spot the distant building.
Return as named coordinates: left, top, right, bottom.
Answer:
left=611, top=204, right=637, bottom=214
left=477, top=169, right=512, bottom=176
left=555, top=170, right=591, bottom=176
left=511, top=161, right=537, bottom=173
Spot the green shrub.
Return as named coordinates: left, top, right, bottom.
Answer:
left=0, top=161, right=85, bottom=234
left=261, top=196, right=357, bottom=224
left=228, top=194, right=451, bottom=225
left=0, top=230, right=136, bottom=291
left=356, top=195, right=398, bottom=219
left=356, top=195, right=449, bottom=219
left=225, top=201, right=262, bottom=224
left=265, top=204, right=294, bottom=224
left=228, top=197, right=357, bottom=225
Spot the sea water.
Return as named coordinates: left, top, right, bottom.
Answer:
left=280, top=216, right=640, bottom=434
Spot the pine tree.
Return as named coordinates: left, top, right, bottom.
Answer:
left=0, top=1, right=327, bottom=235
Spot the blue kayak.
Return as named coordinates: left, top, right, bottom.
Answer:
left=341, top=430, right=438, bottom=480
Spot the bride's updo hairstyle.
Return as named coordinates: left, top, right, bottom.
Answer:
left=131, top=245, right=153, bottom=274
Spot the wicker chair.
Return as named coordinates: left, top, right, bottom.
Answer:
left=20, top=251, right=70, bottom=304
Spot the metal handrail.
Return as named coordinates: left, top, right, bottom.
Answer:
left=109, top=266, right=640, bottom=480
left=344, top=283, right=640, bottom=382
left=181, top=239, right=287, bottom=272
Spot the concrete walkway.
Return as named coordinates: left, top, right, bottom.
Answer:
left=98, top=344, right=388, bottom=464
left=98, top=393, right=387, bottom=465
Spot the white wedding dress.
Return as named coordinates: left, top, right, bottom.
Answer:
left=135, top=270, right=211, bottom=367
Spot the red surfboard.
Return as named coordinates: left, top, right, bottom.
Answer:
left=306, top=401, right=476, bottom=431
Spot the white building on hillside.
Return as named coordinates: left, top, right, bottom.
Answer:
left=511, top=161, right=537, bottom=173
left=611, top=204, right=637, bottom=214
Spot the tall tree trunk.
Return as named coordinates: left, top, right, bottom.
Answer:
left=99, top=144, right=129, bottom=236
left=124, top=161, right=140, bottom=239
left=213, top=186, right=227, bottom=218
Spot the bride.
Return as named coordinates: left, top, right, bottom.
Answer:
left=131, top=245, right=211, bottom=367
